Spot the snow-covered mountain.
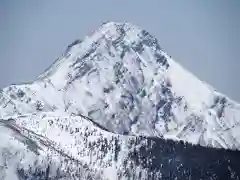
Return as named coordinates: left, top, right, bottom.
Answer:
left=1, top=21, right=240, bottom=179
left=1, top=21, right=240, bottom=149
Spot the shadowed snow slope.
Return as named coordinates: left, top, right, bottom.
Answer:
left=0, top=21, right=240, bottom=179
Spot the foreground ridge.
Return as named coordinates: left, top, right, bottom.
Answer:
left=1, top=112, right=240, bottom=179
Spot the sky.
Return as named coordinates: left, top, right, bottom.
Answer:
left=0, top=0, right=240, bottom=101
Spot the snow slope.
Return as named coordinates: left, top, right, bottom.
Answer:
left=0, top=116, right=102, bottom=180
left=1, top=112, right=240, bottom=180
left=1, top=21, right=240, bottom=153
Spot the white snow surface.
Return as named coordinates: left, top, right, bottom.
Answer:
left=1, top=21, right=240, bottom=163
left=0, top=111, right=149, bottom=179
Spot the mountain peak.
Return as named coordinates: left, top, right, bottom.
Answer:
left=91, top=21, right=162, bottom=52
left=99, top=21, right=140, bottom=33
left=38, top=21, right=167, bottom=86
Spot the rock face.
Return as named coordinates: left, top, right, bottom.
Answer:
left=0, top=22, right=240, bottom=179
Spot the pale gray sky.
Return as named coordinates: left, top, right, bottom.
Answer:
left=0, top=0, right=240, bottom=101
